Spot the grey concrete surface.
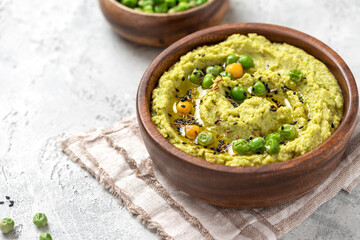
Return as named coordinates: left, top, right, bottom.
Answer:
left=0, top=0, right=359, bottom=239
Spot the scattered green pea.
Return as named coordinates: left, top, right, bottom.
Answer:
left=265, top=138, right=280, bottom=154
left=265, top=132, right=282, bottom=142
left=233, top=139, right=250, bottom=154
left=249, top=137, right=266, bottom=153
left=206, top=65, right=222, bottom=76
left=40, top=232, right=52, bottom=240
left=197, top=132, right=214, bottom=146
left=238, top=55, right=254, bottom=69
left=278, top=124, right=296, bottom=140
left=219, top=71, right=232, bottom=79
left=33, top=213, right=48, bottom=228
left=231, top=86, right=247, bottom=101
left=252, top=81, right=266, bottom=95
left=189, top=69, right=204, bottom=84
left=202, top=73, right=214, bottom=89
left=226, top=55, right=238, bottom=65
left=289, top=69, right=303, bottom=82
left=0, top=218, right=15, bottom=234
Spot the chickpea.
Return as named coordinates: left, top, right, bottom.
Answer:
left=185, top=125, right=200, bottom=139
left=176, top=101, right=192, bottom=115
left=225, top=62, right=244, bottom=78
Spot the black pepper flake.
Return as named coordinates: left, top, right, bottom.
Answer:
left=281, top=126, right=284, bottom=130
left=214, top=120, right=221, bottom=125
left=213, top=152, right=216, bottom=155
left=180, top=105, right=185, bottom=108
left=182, top=142, right=187, bottom=144
left=308, top=119, right=311, bottom=122
left=175, top=88, right=179, bottom=92
left=200, top=100, right=203, bottom=103
left=233, top=122, right=238, bottom=125
left=181, top=77, right=185, bottom=81
left=249, top=137, right=253, bottom=140
left=293, top=92, right=296, bottom=95
left=280, top=141, right=286, bottom=145
left=168, top=113, right=172, bottom=117
left=202, top=54, right=206, bottom=57
left=331, top=123, right=334, bottom=128
left=251, top=74, right=254, bottom=77
left=0, top=201, right=4, bottom=204
left=231, top=102, right=238, bottom=108
left=227, top=86, right=231, bottom=91
left=299, top=126, right=304, bottom=129
left=193, top=72, right=198, bottom=75
left=274, top=90, right=278, bottom=94
left=258, top=76, right=262, bottom=80
left=5, top=196, right=10, bottom=200
left=278, top=73, right=281, bottom=76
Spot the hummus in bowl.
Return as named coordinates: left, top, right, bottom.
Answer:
left=151, top=34, right=343, bottom=167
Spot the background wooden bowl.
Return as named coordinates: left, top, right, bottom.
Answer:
left=136, top=23, right=359, bottom=208
left=99, top=0, right=229, bottom=47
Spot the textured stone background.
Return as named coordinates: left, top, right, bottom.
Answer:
left=0, top=0, right=359, bottom=239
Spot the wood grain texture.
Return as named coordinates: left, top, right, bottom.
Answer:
left=136, top=23, right=359, bottom=208
left=99, top=0, right=229, bottom=47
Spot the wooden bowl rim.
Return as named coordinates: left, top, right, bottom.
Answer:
left=105, top=0, right=216, bottom=17
left=137, top=23, right=359, bottom=174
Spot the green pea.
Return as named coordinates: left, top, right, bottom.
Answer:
left=33, top=213, right=48, bottom=228
left=265, top=132, right=282, bottom=142
left=289, top=69, right=303, bottom=82
left=196, top=0, right=207, bottom=5
left=189, top=69, right=204, bottom=84
left=252, top=81, right=266, bottom=95
left=197, top=132, right=214, bottom=146
left=233, top=139, right=250, bottom=154
left=0, top=218, right=14, bottom=234
left=226, top=55, right=238, bottom=65
left=238, top=55, right=254, bottom=69
left=165, top=0, right=176, bottom=7
left=143, top=5, right=154, bottom=13
left=219, top=71, right=232, bottom=79
left=167, top=6, right=177, bottom=13
left=265, top=138, right=280, bottom=154
left=154, top=0, right=164, bottom=3
left=154, top=3, right=168, bottom=13
left=177, top=2, right=190, bottom=11
left=249, top=137, right=266, bottom=154
left=206, top=65, right=222, bottom=76
left=121, top=0, right=138, bottom=8
left=40, top=232, right=52, bottom=240
left=278, top=124, right=296, bottom=139
left=231, top=86, right=247, bottom=101
left=202, top=73, right=214, bottom=89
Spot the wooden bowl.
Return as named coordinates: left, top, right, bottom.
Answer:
left=136, top=23, right=359, bottom=208
left=99, top=0, right=229, bottom=47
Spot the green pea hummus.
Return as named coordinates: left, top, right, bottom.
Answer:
left=151, top=34, right=343, bottom=166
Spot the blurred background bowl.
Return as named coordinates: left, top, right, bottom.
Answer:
left=99, top=0, right=230, bottom=47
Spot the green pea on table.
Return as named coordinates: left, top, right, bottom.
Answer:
left=40, top=232, right=52, bottom=240
left=33, top=213, right=48, bottom=228
left=0, top=218, right=15, bottom=234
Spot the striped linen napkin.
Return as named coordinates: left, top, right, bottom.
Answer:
left=61, top=115, right=360, bottom=240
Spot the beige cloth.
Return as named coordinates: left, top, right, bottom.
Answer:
left=61, top=115, right=360, bottom=240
